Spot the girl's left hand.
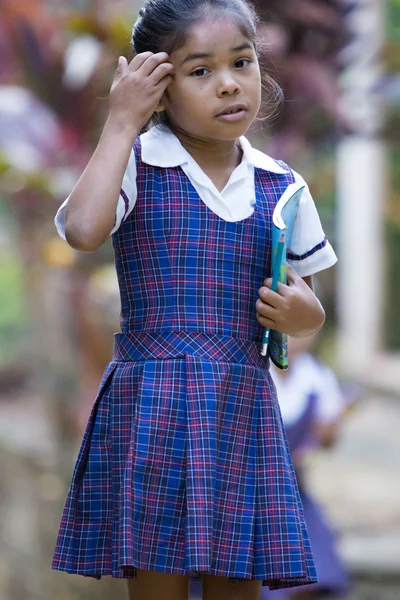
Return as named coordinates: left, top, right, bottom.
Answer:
left=256, top=265, right=325, bottom=337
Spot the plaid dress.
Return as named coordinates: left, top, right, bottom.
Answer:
left=52, top=139, right=317, bottom=590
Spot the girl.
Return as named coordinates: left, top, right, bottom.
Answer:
left=53, top=1, right=337, bottom=599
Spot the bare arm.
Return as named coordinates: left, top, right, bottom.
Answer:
left=65, top=117, right=139, bottom=251
left=302, top=275, right=314, bottom=290
left=64, top=52, right=174, bottom=251
left=293, top=274, right=325, bottom=337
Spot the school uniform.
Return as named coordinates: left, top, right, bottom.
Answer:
left=53, top=125, right=337, bottom=589
left=262, top=356, right=351, bottom=598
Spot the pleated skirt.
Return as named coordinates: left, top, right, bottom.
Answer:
left=52, top=331, right=317, bottom=590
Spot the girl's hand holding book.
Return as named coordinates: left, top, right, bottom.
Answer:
left=109, top=52, right=174, bottom=134
left=256, top=265, right=325, bottom=338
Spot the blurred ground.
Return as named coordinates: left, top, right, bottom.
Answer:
left=0, top=386, right=399, bottom=599
left=308, top=391, right=400, bottom=580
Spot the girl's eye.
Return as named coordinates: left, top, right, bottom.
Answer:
left=190, top=67, right=210, bottom=77
left=235, top=58, right=251, bottom=68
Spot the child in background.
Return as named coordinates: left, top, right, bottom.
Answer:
left=262, top=336, right=353, bottom=600
left=52, top=1, right=337, bottom=599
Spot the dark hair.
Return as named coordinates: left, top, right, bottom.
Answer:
left=131, top=0, right=283, bottom=129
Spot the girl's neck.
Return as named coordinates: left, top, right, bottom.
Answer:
left=170, top=126, right=242, bottom=172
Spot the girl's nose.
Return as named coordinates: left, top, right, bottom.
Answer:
left=217, top=73, right=241, bottom=96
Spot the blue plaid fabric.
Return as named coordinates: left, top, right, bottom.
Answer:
left=52, top=140, right=317, bottom=590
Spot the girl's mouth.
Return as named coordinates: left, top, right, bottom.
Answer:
left=215, top=104, right=247, bottom=122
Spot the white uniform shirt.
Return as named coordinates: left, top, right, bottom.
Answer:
left=271, top=354, right=346, bottom=427
left=55, top=125, right=337, bottom=277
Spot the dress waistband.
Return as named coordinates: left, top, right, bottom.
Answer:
left=113, top=331, right=269, bottom=369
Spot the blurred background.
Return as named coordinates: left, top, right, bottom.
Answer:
left=0, top=0, right=399, bottom=599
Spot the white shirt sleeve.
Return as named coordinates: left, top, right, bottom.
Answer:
left=54, top=146, right=138, bottom=240
left=287, top=170, right=338, bottom=277
left=314, top=365, right=346, bottom=424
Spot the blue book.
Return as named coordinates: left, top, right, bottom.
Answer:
left=261, top=182, right=305, bottom=368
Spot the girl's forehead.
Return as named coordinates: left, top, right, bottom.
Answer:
left=172, top=17, right=253, bottom=60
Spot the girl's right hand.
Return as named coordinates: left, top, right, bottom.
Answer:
left=109, top=52, right=174, bottom=133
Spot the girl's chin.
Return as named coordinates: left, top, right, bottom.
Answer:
left=169, top=121, right=251, bottom=143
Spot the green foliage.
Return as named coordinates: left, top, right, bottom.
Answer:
left=385, top=222, right=400, bottom=349
left=386, top=0, right=400, bottom=72
left=385, top=142, right=400, bottom=349
left=388, top=0, right=400, bottom=43
left=0, top=254, right=28, bottom=364
left=64, top=11, right=133, bottom=50
left=388, top=145, right=400, bottom=196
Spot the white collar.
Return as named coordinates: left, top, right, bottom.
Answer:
left=140, top=125, right=289, bottom=175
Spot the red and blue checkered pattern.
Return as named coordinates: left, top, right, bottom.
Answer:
left=52, top=141, right=317, bottom=590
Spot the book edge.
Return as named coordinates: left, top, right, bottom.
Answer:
left=272, top=183, right=305, bottom=229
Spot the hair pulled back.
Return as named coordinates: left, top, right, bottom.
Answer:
left=132, top=0, right=257, bottom=56
left=131, top=0, right=282, bottom=128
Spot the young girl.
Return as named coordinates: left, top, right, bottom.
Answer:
left=53, top=1, right=337, bottom=599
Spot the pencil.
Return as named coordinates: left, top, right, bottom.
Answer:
left=261, top=235, right=285, bottom=357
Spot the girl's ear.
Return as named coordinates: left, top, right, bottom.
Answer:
left=154, top=102, right=166, bottom=113
left=154, top=86, right=170, bottom=113
left=154, top=94, right=167, bottom=113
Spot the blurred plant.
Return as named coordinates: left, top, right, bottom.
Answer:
left=0, top=4, right=135, bottom=598
left=0, top=0, right=134, bottom=194
left=0, top=0, right=135, bottom=303
left=384, top=0, right=400, bottom=348
left=253, top=0, right=350, bottom=163
left=0, top=0, right=145, bottom=438
left=0, top=1, right=127, bottom=431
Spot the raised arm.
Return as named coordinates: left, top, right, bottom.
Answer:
left=64, top=52, right=174, bottom=251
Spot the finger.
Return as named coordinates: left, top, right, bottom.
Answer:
left=256, top=298, right=278, bottom=319
left=286, top=264, right=300, bottom=285
left=259, top=283, right=288, bottom=306
left=112, top=56, right=128, bottom=83
left=149, top=62, right=175, bottom=86
left=256, top=310, right=276, bottom=329
left=259, top=286, right=279, bottom=305
left=118, top=56, right=129, bottom=72
left=259, top=286, right=278, bottom=307
left=128, top=51, right=154, bottom=71
left=111, top=56, right=129, bottom=92
left=154, top=74, right=174, bottom=99
left=138, top=52, right=172, bottom=76
left=263, top=277, right=287, bottom=291
left=263, top=277, right=272, bottom=288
